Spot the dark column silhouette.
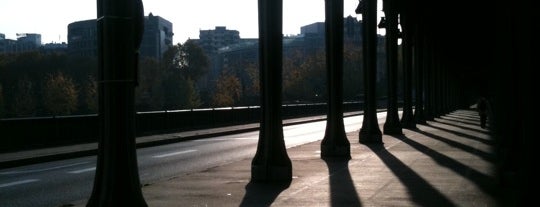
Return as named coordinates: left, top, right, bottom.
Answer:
left=358, top=0, right=383, bottom=144
left=423, top=38, right=434, bottom=121
left=413, top=29, right=427, bottom=124
left=87, top=0, right=147, bottom=206
left=433, top=48, right=442, bottom=117
left=399, top=5, right=416, bottom=129
left=321, top=0, right=351, bottom=158
left=381, top=0, right=403, bottom=135
left=251, top=0, right=292, bottom=182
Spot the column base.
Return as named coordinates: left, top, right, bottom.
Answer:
left=401, top=120, right=417, bottom=129
left=359, top=128, right=383, bottom=144
left=321, top=144, right=351, bottom=158
left=383, top=123, right=403, bottom=135
left=414, top=114, right=427, bottom=124
left=251, top=164, right=292, bottom=182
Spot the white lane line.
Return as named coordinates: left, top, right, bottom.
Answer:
left=152, top=150, right=197, bottom=158
left=0, top=179, right=40, bottom=188
left=67, top=167, right=96, bottom=174
left=0, top=162, right=90, bottom=175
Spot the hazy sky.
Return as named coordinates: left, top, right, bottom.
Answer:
left=0, top=0, right=380, bottom=45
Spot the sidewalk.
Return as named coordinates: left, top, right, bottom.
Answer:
left=0, top=112, right=362, bottom=169
left=72, top=109, right=503, bottom=206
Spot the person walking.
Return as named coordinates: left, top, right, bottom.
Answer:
left=477, top=97, right=488, bottom=128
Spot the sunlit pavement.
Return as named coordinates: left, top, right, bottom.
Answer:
left=69, top=109, right=500, bottom=206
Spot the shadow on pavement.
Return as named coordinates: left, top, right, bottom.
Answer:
left=413, top=127, right=495, bottom=163
left=396, top=133, right=501, bottom=199
left=239, top=180, right=290, bottom=207
left=427, top=122, right=493, bottom=146
left=438, top=116, right=479, bottom=126
left=367, top=143, right=456, bottom=207
left=434, top=118, right=489, bottom=136
left=445, top=109, right=479, bottom=117
left=322, top=157, right=362, bottom=207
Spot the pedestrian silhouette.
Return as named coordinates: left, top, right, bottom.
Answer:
left=477, top=97, right=488, bottom=128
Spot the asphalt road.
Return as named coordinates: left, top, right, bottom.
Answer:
left=0, top=114, right=380, bottom=207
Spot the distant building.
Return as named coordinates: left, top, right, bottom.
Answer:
left=198, top=26, right=240, bottom=55
left=300, top=15, right=362, bottom=42
left=68, top=19, right=97, bottom=56
left=67, top=14, right=173, bottom=59
left=0, top=33, right=6, bottom=53
left=41, top=42, right=68, bottom=54
left=191, top=26, right=241, bottom=95
left=140, top=13, right=173, bottom=60
left=0, top=33, right=42, bottom=53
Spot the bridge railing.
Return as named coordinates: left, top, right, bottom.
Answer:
left=0, top=102, right=362, bottom=153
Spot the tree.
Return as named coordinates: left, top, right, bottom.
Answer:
left=0, top=83, right=5, bottom=118
left=12, top=77, right=36, bottom=117
left=135, top=57, right=164, bottom=111
left=180, top=40, right=209, bottom=81
left=82, top=75, right=98, bottom=113
left=282, top=49, right=326, bottom=103
left=244, top=62, right=260, bottom=104
left=212, top=72, right=242, bottom=107
left=42, top=72, right=78, bottom=115
left=162, top=41, right=209, bottom=81
left=160, top=41, right=209, bottom=110
left=343, top=40, right=363, bottom=101
left=185, top=78, right=202, bottom=108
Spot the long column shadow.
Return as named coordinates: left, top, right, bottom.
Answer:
left=322, top=157, right=362, bottom=207
left=426, top=123, right=494, bottom=146
left=438, top=116, right=480, bottom=126
left=413, top=128, right=495, bottom=163
left=450, top=110, right=479, bottom=117
left=434, top=118, right=489, bottom=135
left=394, top=134, right=501, bottom=199
left=367, top=144, right=456, bottom=207
left=445, top=115, right=481, bottom=123
left=239, top=181, right=291, bottom=207
left=447, top=112, right=479, bottom=119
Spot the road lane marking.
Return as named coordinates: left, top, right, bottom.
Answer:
left=67, top=167, right=96, bottom=174
left=0, top=179, right=39, bottom=188
left=152, top=150, right=197, bottom=158
left=0, top=162, right=90, bottom=175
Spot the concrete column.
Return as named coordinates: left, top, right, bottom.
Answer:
left=321, top=0, right=351, bottom=158
left=382, top=0, right=403, bottom=135
left=399, top=9, right=416, bottom=129
left=251, top=0, right=292, bottom=182
left=413, top=29, right=426, bottom=124
left=87, top=0, right=147, bottom=206
left=358, top=0, right=383, bottom=144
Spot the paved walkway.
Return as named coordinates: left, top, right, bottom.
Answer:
left=70, top=109, right=504, bottom=206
